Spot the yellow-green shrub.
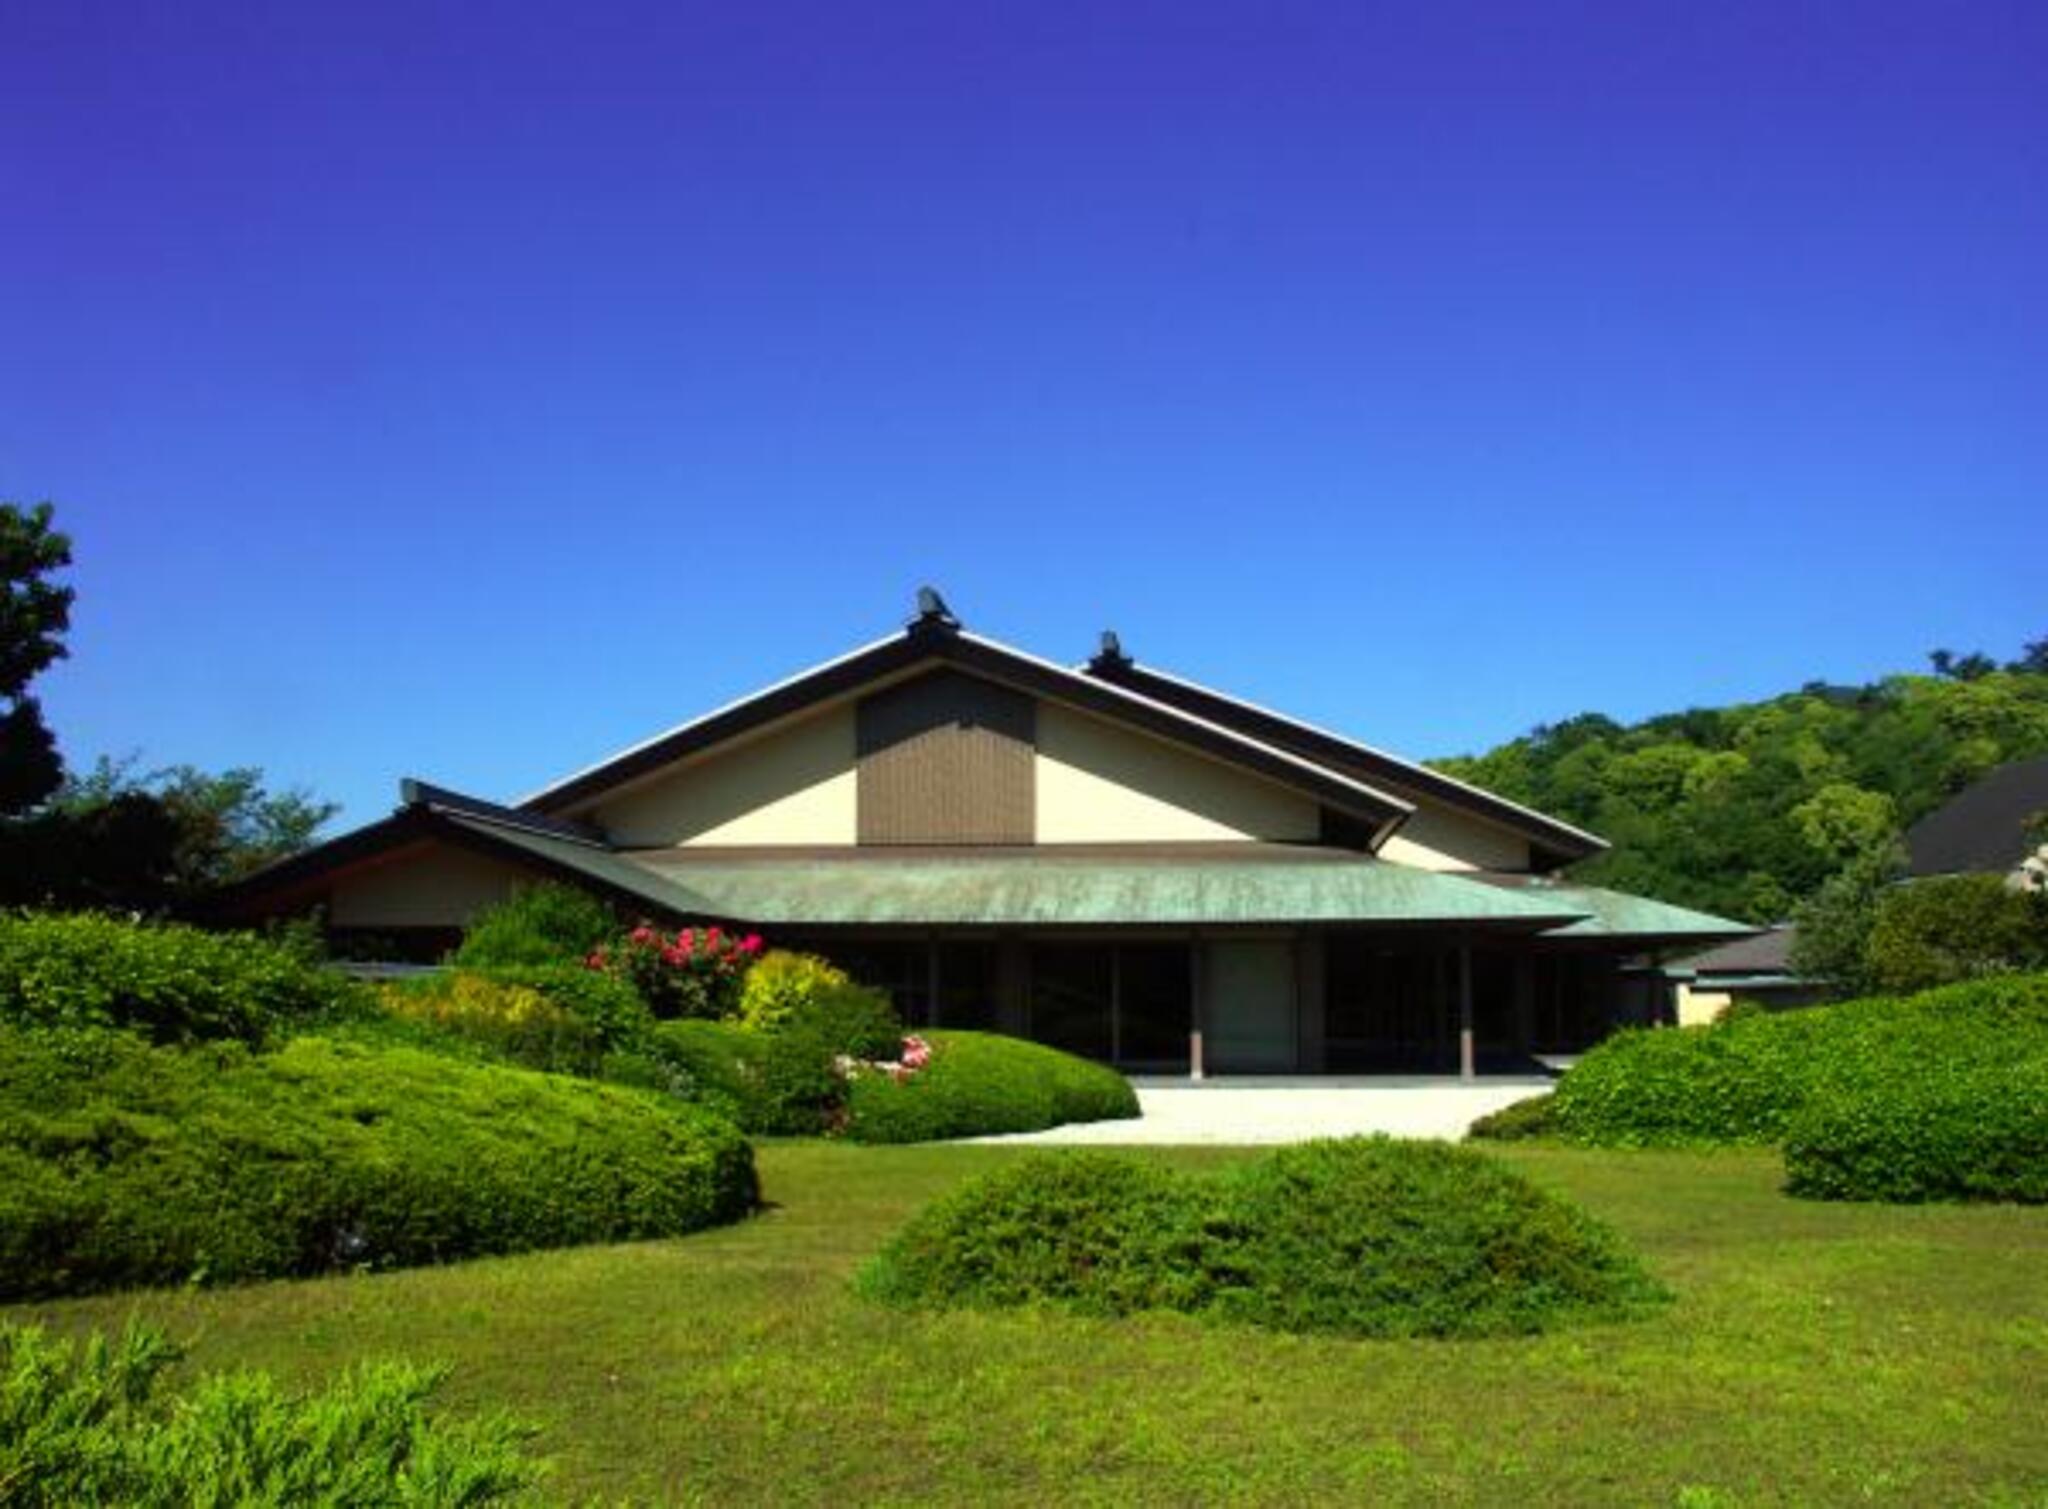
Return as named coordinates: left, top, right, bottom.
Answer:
left=380, top=973, right=607, bottom=1075
left=734, top=950, right=851, bottom=1031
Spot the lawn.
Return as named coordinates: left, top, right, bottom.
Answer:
left=7, top=1142, right=2046, bottom=1506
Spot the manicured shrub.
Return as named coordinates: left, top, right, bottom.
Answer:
left=0, top=911, right=360, bottom=1045
left=0, top=1320, right=542, bottom=1505
left=735, top=949, right=853, bottom=1031
left=0, top=1024, right=757, bottom=1298
left=1550, top=972, right=2048, bottom=1147
left=450, top=880, right=617, bottom=968
left=589, top=924, right=762, bottom=1019
left=861, top=1139, right=1666, bottom=1339
left=1466, top=1092, right=1559, bottom=1142
left=844, top=1030, right=1140, bottom=1144
left=1782, top=1061, right=2048, bottom=1204
left=379, top=972, right=610, bottom=1075
left=857, top=1153, right=1210, bottom=1316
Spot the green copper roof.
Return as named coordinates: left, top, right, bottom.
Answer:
left=618, top=852, right=1588, bottom=928
left=1509, top=880, right=1754, bottom=941
left=442, top=811, right=1749, bottom=939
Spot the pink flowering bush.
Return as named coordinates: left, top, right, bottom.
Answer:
left=585, top=924, right=763, bottom=1020
left=840, top=1033, right=934, bottom=1083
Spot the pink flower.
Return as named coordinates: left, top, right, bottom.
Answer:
left=629, top=925, right=656, bottom=945
left=741, top=934, right=764, bottom=954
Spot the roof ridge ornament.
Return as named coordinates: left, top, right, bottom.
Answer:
left=1089, top=629, right=1133, bottom=672
left=909, top=585, right=960, bottom=634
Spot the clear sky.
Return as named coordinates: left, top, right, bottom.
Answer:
left=4, top=1, right=2044, bottom=830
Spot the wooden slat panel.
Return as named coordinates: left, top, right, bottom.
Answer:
left=857, top=671, right=1035, bottom=844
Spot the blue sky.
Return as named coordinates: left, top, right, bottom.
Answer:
left=4, top=1, right=2044, bottom=829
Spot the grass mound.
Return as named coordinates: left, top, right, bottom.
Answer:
left=1551, top=972, right=2048, bottom=1147
left=0, top=1024, right=757, bottom=1299
left=0, top=1320, right=542, bottom=1505
left=860, top=1139, right=1665, bottom=1338
left=843, top=1030, right=1141, bottom=1144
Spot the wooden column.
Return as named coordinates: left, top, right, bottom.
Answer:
left=1188, top=936, right=1205, bottom=1081
left=1458, top=939, right=1476, bottom=1082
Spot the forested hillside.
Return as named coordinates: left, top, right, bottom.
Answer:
left=1431, top=640, right=2048, bottom=923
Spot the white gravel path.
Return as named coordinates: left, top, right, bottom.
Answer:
left=971, top=1077, right=1554, bottom=1145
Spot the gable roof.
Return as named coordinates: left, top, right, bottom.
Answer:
left=517, top=612, right=1419, bottom=842
left=1081, top=646, right=1607, bottom=867
left=1905, top=755, right=2048, bottom=877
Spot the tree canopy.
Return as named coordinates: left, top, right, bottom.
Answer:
left=0, top=501, right=74, bottom=815
left=1432, top=638, right=2048, bottom=922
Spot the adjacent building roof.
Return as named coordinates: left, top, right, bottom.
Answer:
left=1905, top=756, right=2048, bottom=878
left=1666, top=925, right=1797, bottom=978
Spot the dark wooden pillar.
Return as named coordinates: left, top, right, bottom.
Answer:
left=1189, top=936, right=1206, bottom=1081
left=1458, top=939, right=1476, bottom=1082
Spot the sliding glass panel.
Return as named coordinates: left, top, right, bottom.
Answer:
left=936, top=942, right=999, bottom=1030
left=1029, top=944, right=1113, bottom=1061
left=1116, top=943, right=1192, bottom=1068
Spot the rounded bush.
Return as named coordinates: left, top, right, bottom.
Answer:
left=734, top=950, right=853, bottom=1032
left=843, top=1030, right=1140, bottom=1144
left=378, top=972, right=611, bottom=1075
left=1783, top=1061, right=2048, bottom=1204
left=862, top=1139, right=1665, bottom=1339
left=0, top=912, right=361, bottom=1045
left=449, top=881, right=616, bottom=968
left=0, top=1025, right=758, bottom=1298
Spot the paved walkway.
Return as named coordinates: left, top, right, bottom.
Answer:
left=973, top=1077, right=1553, bottom=1145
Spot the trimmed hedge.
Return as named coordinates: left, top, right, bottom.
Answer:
left=373, top=966, right=654, bottom=1075
left=861, top=1139, right=1666, bottom=1339
left=1550, top=973, right=2048, bottom=1147
left=1466, top=1092, right=1558, bottom=1142
left=1783, top=1062, right=2048, bottom=1204
left=0, top=912, right=361, bottom=1045
left=843, top=1030, right=1140, bottom=1144
left=0, top=1024, right=757, bottom=1298
left=0, top=1321, right=542, bottom=1506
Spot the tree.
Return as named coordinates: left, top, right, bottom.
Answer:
left=2011, top=636, right=2048, bottom=676
left=0, top=501, right=74, bottom=814
left=1788, top=843, right=1902, bottom=996
left=54, top=756, right=338, bottom=895
left=1863, top=875, right=2048, bottom=994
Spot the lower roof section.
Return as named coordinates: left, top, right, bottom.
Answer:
left=1467, top=874, right=1757, bottom=945
left=628, top=844, right=1587, bottom=929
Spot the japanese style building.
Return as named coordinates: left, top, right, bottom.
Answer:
left=220, top=591, right=1749, bottom=1077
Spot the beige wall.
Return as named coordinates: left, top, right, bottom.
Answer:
left=1036, top=703, right=1320, bottom=843
left=594, top=705, right=858, bottom=847
left=1675, top=983, right=1734, bottom=1027
left=328, top=841, right=538, bottom=928
left=1377, top=802, right=1530, bottom=872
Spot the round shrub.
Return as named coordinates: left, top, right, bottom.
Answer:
left=0, top=1024, right=757, bottom=1298
left=857, top=1153, right=1210, bottom=1316
left=861, top=1139, right=1666, bottom=1339
left=1782, top=1061, right=2048, bottom=1204
left=735, top=950, right=853, bottom=1032
left=843, top=1030, right=1140, bottom=1144
left=0, top=912, right=361, bottom=1045
left=449, top=881, right=616, bottom=968
left=1204, top=1140, right=1666, bottom=1338
left=378, top=972, right=611, bottom=1075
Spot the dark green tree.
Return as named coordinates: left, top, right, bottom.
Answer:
left=0, top=502, right=74, bottom=813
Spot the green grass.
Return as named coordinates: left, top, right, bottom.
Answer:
left=7, top=1142, right=2046, bottom=1506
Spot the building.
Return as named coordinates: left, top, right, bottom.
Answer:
left=220, top=592, right=1750, bottom=1077
left=1666, top=926, right=1823, bottom=1025
left=1905, top=754, right=2048, bottom=890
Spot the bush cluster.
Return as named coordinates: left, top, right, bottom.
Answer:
left=843, top=1030, right=1140, bottom=1144
left=449, top=881, right=618, bottom=970
left=0, top=1320, right=542, bottom=1506
left=1782, top=1060, right=2048, bottom=1204
left=1550, top=972, right=2048, bottom=1148
left=735, top=950, right=853, bottom=1031
left=861, top=1139, right=1666, bottom=1339
left=0, top=911, right=360, bottom=1045
left=0, top=1024, right=757, bottom=1298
